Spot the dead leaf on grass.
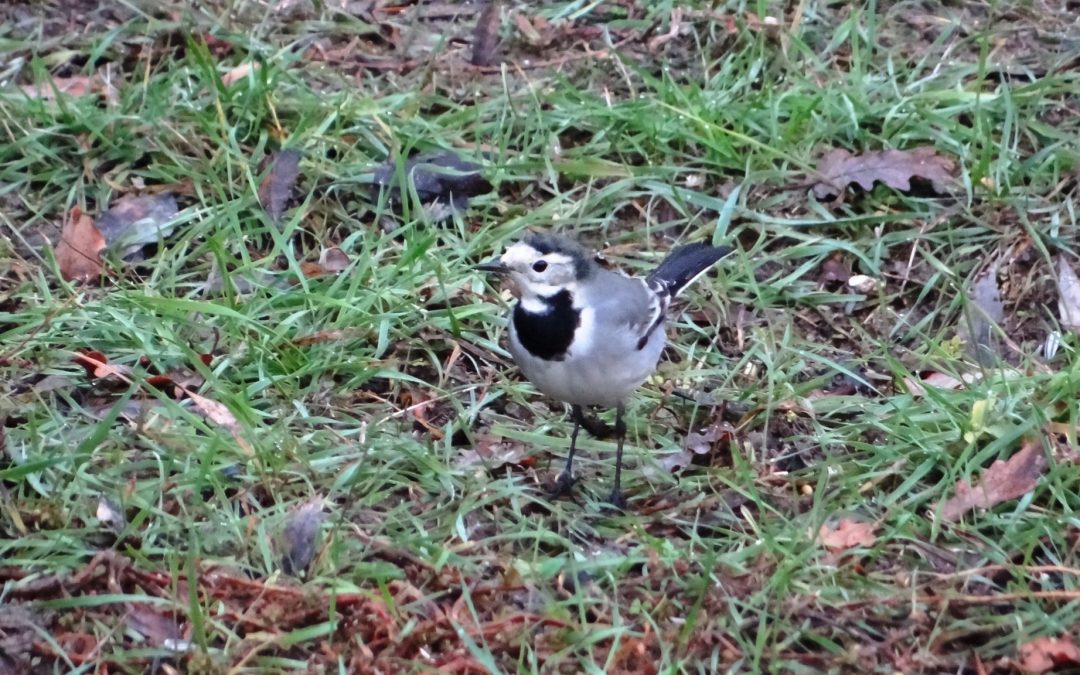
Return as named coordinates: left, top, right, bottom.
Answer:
left=181, top=387, right=253, bottom=455
left=96, top=193, right=180, bottom=259
left=648, top=422, right=733, bottom=475
left=903, top=371, right=980, bottom=397
left=258, top=149, right=302, bottom=222
left=281, top=496, right=326, bottom=577
left=1016, top=635, right=1080, bottom=673
left=454, top=434, right=534, bottom=471
left=964, top=266, right=1005, bottom=365
left=95, top=497, right=125, bottom=533
left=19, top=74, right=110, bottom=100
left=301, top=247, right=350, bottom=276
left=846, top=274, right=881, bottom=294
left=818, top=253, right=851, bottom=284
left=812, top=146, right=955, bottom=200
left=72, top=350, right=132, bottom=384
left=221, top=61, right=260, bottom=87
left=513, top=13, right=553, bottom=47
left=371, top=151, right=491, bottom=218
left=818, top=517, right=877, bottom=551
left=126, top=603, right=187, bottom=650
left=1056, top=256, right=1080, bottom=332
left=55, top=207, right=106, bottom=282
left=0, top=603, right=43, bottom=672
left=472, top=0, right=501, bottom=66
left=937, top=439, right=1047, bottom=521
left=290, top=327, right=369, bottom=347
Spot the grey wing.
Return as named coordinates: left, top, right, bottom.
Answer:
left=581, top=270, right=664, bottom=345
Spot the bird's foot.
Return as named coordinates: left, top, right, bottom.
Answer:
left=604, top=490, right=628, bottom=511
left=547, top=472, right=578, bottom=499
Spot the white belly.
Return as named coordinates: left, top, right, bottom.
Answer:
left=509, top=316, right=666, bottom=408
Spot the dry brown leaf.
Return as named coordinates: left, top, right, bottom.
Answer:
left=513, top=13, right=549, bottom=46
left=258, top=149, right=302, bottom=222
left=72, top=350, right=132, bottom=383
left=647, top=7, right=686, bottom=52
left=819, top=253, right=851, bottom=284
left=126, top=603, right=185, bottom=649
left=1016, top=635, right=1080, bottom=673
left=965, top=266, right=1005, bottom=364
left=471, top=0, right=501, bottom=66
left=21, top=75, right=95, bottom=99
left=181, top=387, right=253, bottom=454
left=290, top=327, right=368, bottom=347
left=454, top=434, right=533, bottom=470
left=812, top=146, right=955, bottom=200
left=221, top=61, right=259, bottom=87
left=937, top=439, right=1046, bottom=521
left=818, top=518, right=877, bottom=551
left=96, top=193, right=180, bottom=258
left=318, top=247, right=351, bottom=273
left=903, top=371, right=984, bottom=397
left=281, top=496, right=325, bottom=576
left=95, top=497, right=125, bottom=532
left=685, top=422, right=734, bottom=455
left=183, top=389, right=238, bottom=431
left=55, top=207, right=106, bottom=282
left=1057, top=256, right=1080, bottom=332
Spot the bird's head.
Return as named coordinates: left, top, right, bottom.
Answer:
left=478, top=233, right=594, bottom=299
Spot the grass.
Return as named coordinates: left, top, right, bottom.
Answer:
left=2, top=0, right=1080, bottom=672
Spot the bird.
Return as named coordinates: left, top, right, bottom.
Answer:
left=478, top=232, right=731, bottom=507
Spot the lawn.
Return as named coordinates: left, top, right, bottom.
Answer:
left=2, top=0, right=1080, bottom=672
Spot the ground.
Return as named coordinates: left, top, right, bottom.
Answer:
left=2, top=0, right=1080, bottom=673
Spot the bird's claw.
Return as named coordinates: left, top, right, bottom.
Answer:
left=605, top=490, right=627, bottom=510
left=548, top=472, right=578, bottom=498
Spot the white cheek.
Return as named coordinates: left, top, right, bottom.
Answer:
left=521, top=296, right=549, bottom=313
left=523, top=281, right=563, bottom=297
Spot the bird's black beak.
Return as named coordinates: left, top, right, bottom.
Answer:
left=476, top=260, right=509, bottom=275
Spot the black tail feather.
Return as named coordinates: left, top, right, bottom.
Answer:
left=646, top=243, right=732, bottom=296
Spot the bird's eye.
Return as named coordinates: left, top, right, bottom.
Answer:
left=532, top=260, right=548, bottom=273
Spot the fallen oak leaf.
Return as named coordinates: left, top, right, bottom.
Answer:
left=96, top=193, right=180, bottom=259
left=318, top=247, right=350, bottom=273
left=371, top=151, right=491, bottom=219
left=937, top=439, right=1046, bottom=521
left=1057, top=256, right=1080, bottom=332
left=221, top=61, right=260, bottom=87
left=454, top=434, right=534, bottom=471
left=20, top=74, right=98, bottom=100
left=903, top=371, right=971, bottom=397
left=1016, top=635, right=1080, bottom=674
left=125, top=603, right=186, bottom=651
left=300, top=247, right=352, bottom=277
left=258, top=149, right=302, bottom=222
left=290, top=327, right=369, bottom=347
left=818, top=517, right=877, bottom=551
left=180, top=387, right=253, bottom=455
left=55, top=207, right=106, bottom=282
left=471, top=0, right=501, bottom=66
left=812, top=146, right=955, bottom=200
left=72, top=350, right=132, bottom=383
left=965, top=265, right=1005, bottom=365
left=95, top=497, right=125, bottom=533
left=280, top=496, right=326, bottom=577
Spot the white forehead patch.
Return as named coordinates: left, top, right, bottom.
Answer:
left=500, top=243, right=575, bottom=269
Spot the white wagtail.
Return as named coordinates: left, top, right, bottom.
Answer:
left=478, top=233, right=731, bottom=507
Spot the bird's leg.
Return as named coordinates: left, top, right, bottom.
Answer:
left=550, top=405, right=585, bottom=497
left=607, top=403, right=628, bottom=509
